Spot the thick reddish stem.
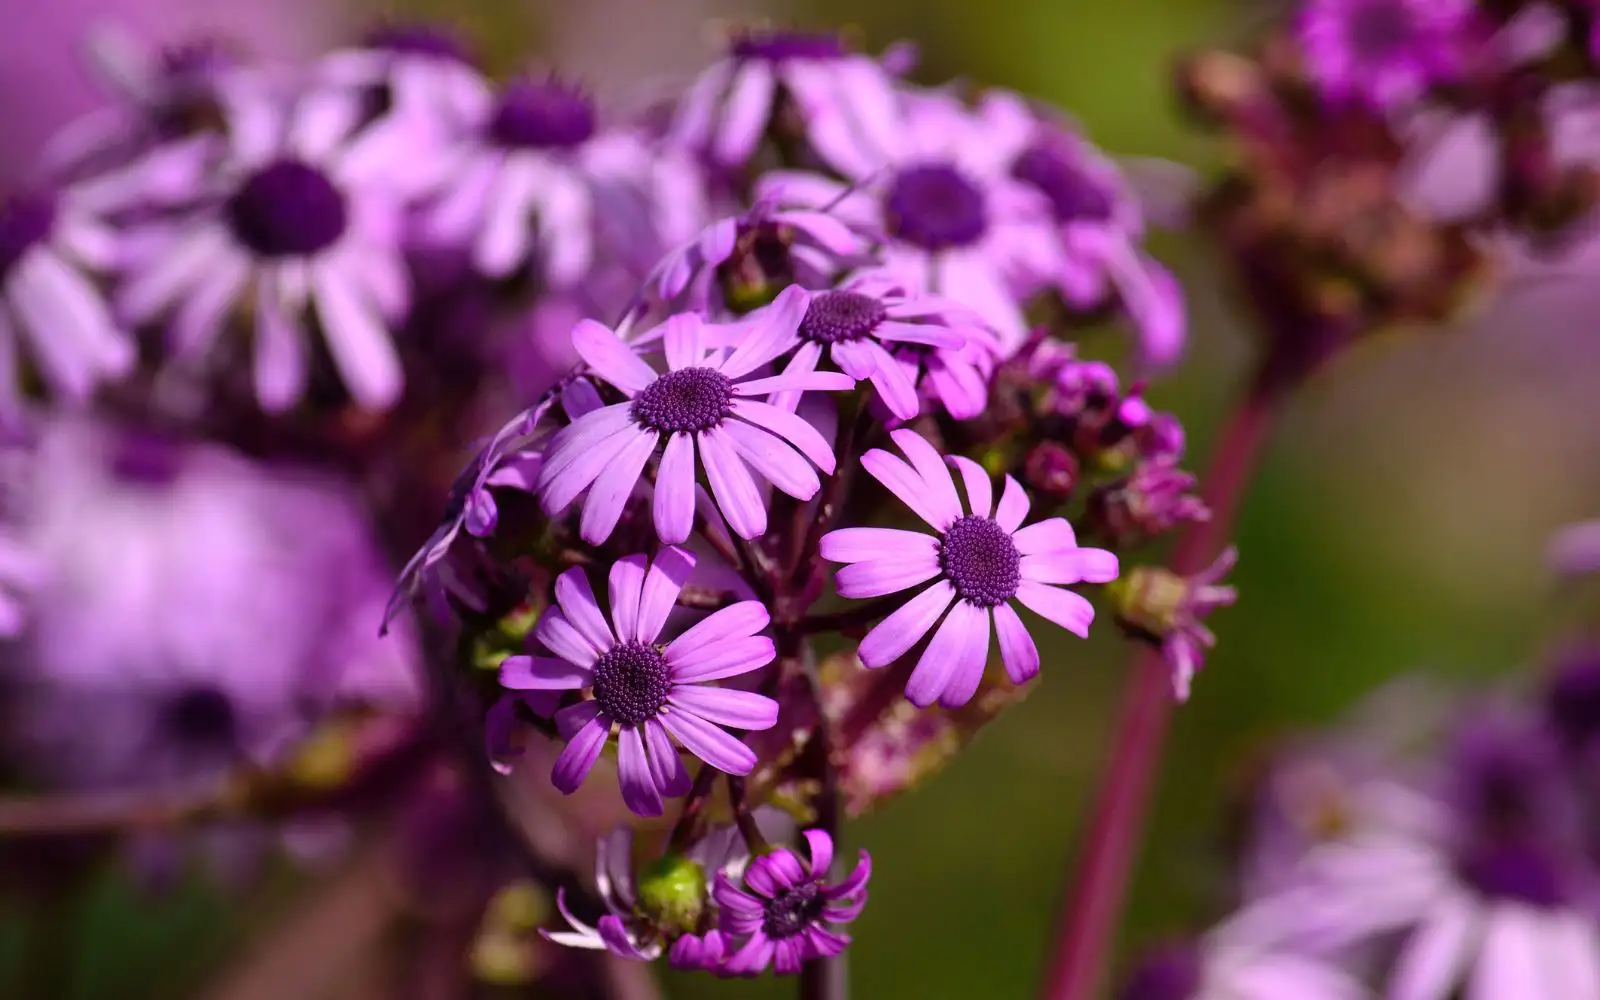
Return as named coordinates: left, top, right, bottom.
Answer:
left=1039, top=371, right=1284, bottom=1000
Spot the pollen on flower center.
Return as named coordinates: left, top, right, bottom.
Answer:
left=161, top=685, right=239, bottom=750
left=631, top=367, right=734, bottom=433
left=226, top=159, right=349, bottom=258
left=1458, top=841, right=1568, bottom=908
left=799, top=291, right=887, bottom=344
left=1011, top=145, right=1116, bottom=224
left=939, top=514, right=1022, bottom=607
left=0, top=191, right=58, bottom=284
left=591, top=640, right=673, bottom=726
left=488, top=78, right=597, bottom=149
left=884, top=163, right=989, bottom=251
left=761, top=880, right=825, bottom=939
left=729, top=29, right=847, bottom=61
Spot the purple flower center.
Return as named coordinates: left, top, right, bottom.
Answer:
left=592, top=640, right=672, bottom=726
left=1347, top=1, right=1420, bottom=60
left=226, top=159, right=349, bottom=258
left=0, top=191, right=58, bottom=284
left=1119, top=946, right=1203, bottom=1000
left=161, top=685, right=239, bottom=751
left=800, top=291, right=887, bottom=344
left=488, top=79, right=596, bottom=149
left=730, top=30, right=847, bottom=61
left=885, top=164, right=989, bottom=251
left=1459, top=842, right=1569, bottom=908
left=940, top=515, right=1021, bottom=607
left=631, top=367, right=734, bottom=433
left=363, top=22, right=472, bottom=62
left=1011, top=145, right=1116, bottom=224
left=761, top=879, right=825, bottom=939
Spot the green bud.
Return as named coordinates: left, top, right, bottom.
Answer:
left=1106, top=566, right=1187, bottom=640
left=636, top=853, right=709, bottom=936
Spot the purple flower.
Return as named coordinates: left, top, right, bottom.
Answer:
left=534, top=289, right=856, bottom=544
left=500, top=546, right=779, bottom=816
left=0, top=528, right=41, bottom=636
left=312, top=21, right=488, bottom=137
left=714, top=829, right=870, bottom=976
left=977, top=90, right=1186, bottom=372
left=669, top=26, right=908, bottom=171
left=116, top=91, right=413, bottom=412
left=1118, top=939, right=1369, bottom=1000
left=1088, top=458, right=1211, bottom=549
left=637, top=198, right=877, bottom=326
left=0, top=186, right=134, bottom=426
left=758, top=89, right=1059, bottom=354
left=1108, top=548, right=1238, bottom=701
left=771, top=278, right=993, bottom=421
left=1550, top=519, right=1600, bottom=578
left=1296, top=0, right=1476, bottom=110
left=820, top=429, right=1118, bottom=708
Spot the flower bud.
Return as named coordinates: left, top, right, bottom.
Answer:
left=636, top=852, right=709, bottom=937
left=1023, top=441, right=1080, bottom=502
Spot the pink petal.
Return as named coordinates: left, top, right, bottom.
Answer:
left=994, top=474, right=1031, bottom=533
left=1389, top=898, right=1478, bottom=1000
left=1015, top=582, right=1095, bottom=637
left=890, top=429, right=963, bottom=525
left=644, top=720, right=693, bottom=798
left=906, top=599, right=985, bottom=708
left=720, top=420, right=821, bottom=501
left=1012, top=517, right=1078, bottom=555
left=863, top=341, right=921, bottom=420
left=668, top=686, right=779, bottom=730
left=665, top=601, right=773, bottom=662
left=717, top=285, right=806, bottom=378
left=714, top=62, right=775, bottom=165
left=653, top=432, right=698, bottom=545
left=857, top=581, right=955, bottom=668
left=539, top=427, right=644, bottom=517
left=500, top=654, right=592, bottom=690
left=552, top=715, right=611, bottom=794
left=860, top=449, right=951, bottom=531
left=668, top=636, right=778, bottom=684
left=555, top=567, right=615, bottom=650
left=535, top=610, right=601, bottom=667
left=658, top=709, right=757, bottom=774
left=733, top=370, right=857, bottom=395
left=802, top=829, right=835, bottom=877
left=607, top=555, right=649, bottom=643
left=819, top=527, right=939, bottom=564
left=698, top=428, right=766, bottom=539
left=579, top=427, right=657, bottom=544
left=874, top=319, right=964, bottom=349
left=537, top=403, right=636, bottom=486
left=636, top=546, right=696, bottom=643
left=947, top=456, right=994, bottom=519
left=835, top=557, right=942, bottom=599
left=662, top=312, right=707, bottom=371
left=1021, top=549, right=1120, bottom=586
left=993, top=604, right=1040, bottom=684
left=729, top=398, right=837, bottom=473
left=572, top=318, right=658, bottom=393
left=617, top=726, right=664, bottom=816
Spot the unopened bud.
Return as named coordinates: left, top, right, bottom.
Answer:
left=1023, top=441, right=1080, bottom=502
left=637, top=853, right=709, bottom=937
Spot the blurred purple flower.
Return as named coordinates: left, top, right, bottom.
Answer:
left=116, top=89, right=414, bottom=412
left=1550, top=519, right=1600, bottom=578
left=535, top=290, right=855, bottom=544
left=820, top=429, right=1118, bottom=708
left=0, top=185, right=134, bottom=428
left=758, top=89, right=1060, bottom=354
left=1296, top=0, right=1476, bottom=110
left=501, top=547, right=778, bottom=816
left=313, top=21, right=488, bottom=138
left=715, top=829, right=870, bottom=976
left=1118, top=939, right=1370, bottom=1000
left=669, top=26, right=908, bottom=171
left=978, top=90, right=1187, bottom=372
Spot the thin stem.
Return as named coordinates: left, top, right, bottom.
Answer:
left=798, top=654, right=846, bottom=1000
left=1038, top=369, right=1286, bottom=1000
left=666, top=764, right=721, bottom=854
left=726, top=776, right=769, bottom=853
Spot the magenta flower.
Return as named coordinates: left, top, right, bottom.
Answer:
left=771, top=278, right=991, bottom=421
left=977, top=90, right=1186, bottom=372
left=1550, top=519, right=1600, bottom=578
left=313, top=22, right=488, bottom=137
left=714, top=829, right=871, bottom=976
left=820, top=429, right=1118, bottom=708
left=534, top=288, right=856, bottom=544
left=1296, top=0, right=1476, bottom=110
left=669, top=26, right=908, bottom=171
left=0, top=186, right=134, bottom=426
left=116, top=91, right=413, bottom=412
left=500, top=547, right=780, bottom=816
left=758, top=89, right=1058, bottom=354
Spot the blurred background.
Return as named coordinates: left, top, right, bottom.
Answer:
left=2, top=0, right=1598, bottom=997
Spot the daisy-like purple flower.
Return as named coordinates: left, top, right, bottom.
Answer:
left=715, top=829, right=870, bottom=976
left=758, top=89, right=1056, bottom=354
left=116, top=90, right=412, bottom=412
left=535, top=288, right=856, bottom=544
left=977, top=90, right=1186, bottom=372
left=1296, top=0, right=1477, bottom=110
left=670, top=25, right=908, bottom=171
left=769, top=278, right=991, bottom=421
left=820, top=429, right=1119, bottom=708
left=1118, top=939, right=1370, bottom=1000
left=500, top=547, right=780, bottom=816
left=0, top=186, right=133, bottom=426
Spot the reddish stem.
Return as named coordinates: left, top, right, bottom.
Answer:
left=1038, top=370, right=1285, bottom=1000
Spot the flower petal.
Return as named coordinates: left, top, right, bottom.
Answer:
left=668, top=686, right=779, bottom=731
left=662, top=312, right=707, bottom=371
left=698, top=427, right=767, bottom=539
left=720, top=418, right=821, bottom=500
left=1011, top=517, right=1078, bottom=555
left=1021, top=549, right=1120, bottom=586
left=665, top=601, right=772, bottom=661
left=906, top=599, right=985, bottom=708
left=668, top=636, right=777, bottom=684
left=551, top=715, right=611, bottom=794
left=617, top=726, right=663, bottom=816
left=729, top=398, right=837, bottom=473
left=718, top=285, right=806, bottom=378
left=859, top=447, right=950, bottom=531
left=644, top=719, right=693, bottom=798
left=1015, top=582, right=1095, bottom=637
left=578, top=426, right=657, bottom=544
left=659, top=709, right=757, bottom=774
left=555, top=567, right=616, bottom=650
left=500, top=654, right=592, bottom=690
left=803, top=829, right=834, bottom=877
left=634, top=546, right=695, bottom=643
left=994, top=474, right=1031, bottom=533
left=572, top=318, right=659, bottom=393
left=653, top=431, right=698, bottom=545
left=857, top=580, right=955, bottom=668
left=835, top=557, right=942, bottom=599
left=820, top=527, right=940, bottom=565
left=947, top=456, right=994, bottom=520
left=607, top=555, right=648, bottom=644
left=734, top=370, right=857, bottom=395
left=540, top=426, right=644, bottom=516
left=535, top=609, right=601, bottom=667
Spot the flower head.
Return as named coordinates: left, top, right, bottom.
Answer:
left=1296, top=0, right=1477, bottom=110
left=715, top=829, right=870, bottom=976
left=500, top=546, right=780, bottom=815
left=820, top=429, right=1118, bottom=708
left=670, top=25, right=908, bottom=172
left=0, top=185, right=133, bottom=428
left=1107, top=548, right=1238, bottom=700
left=534, top=288, right=856, bottom=544
left=116, top=90, right=415, bottom=412
left=759, top=90, right=1062, bottom=354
